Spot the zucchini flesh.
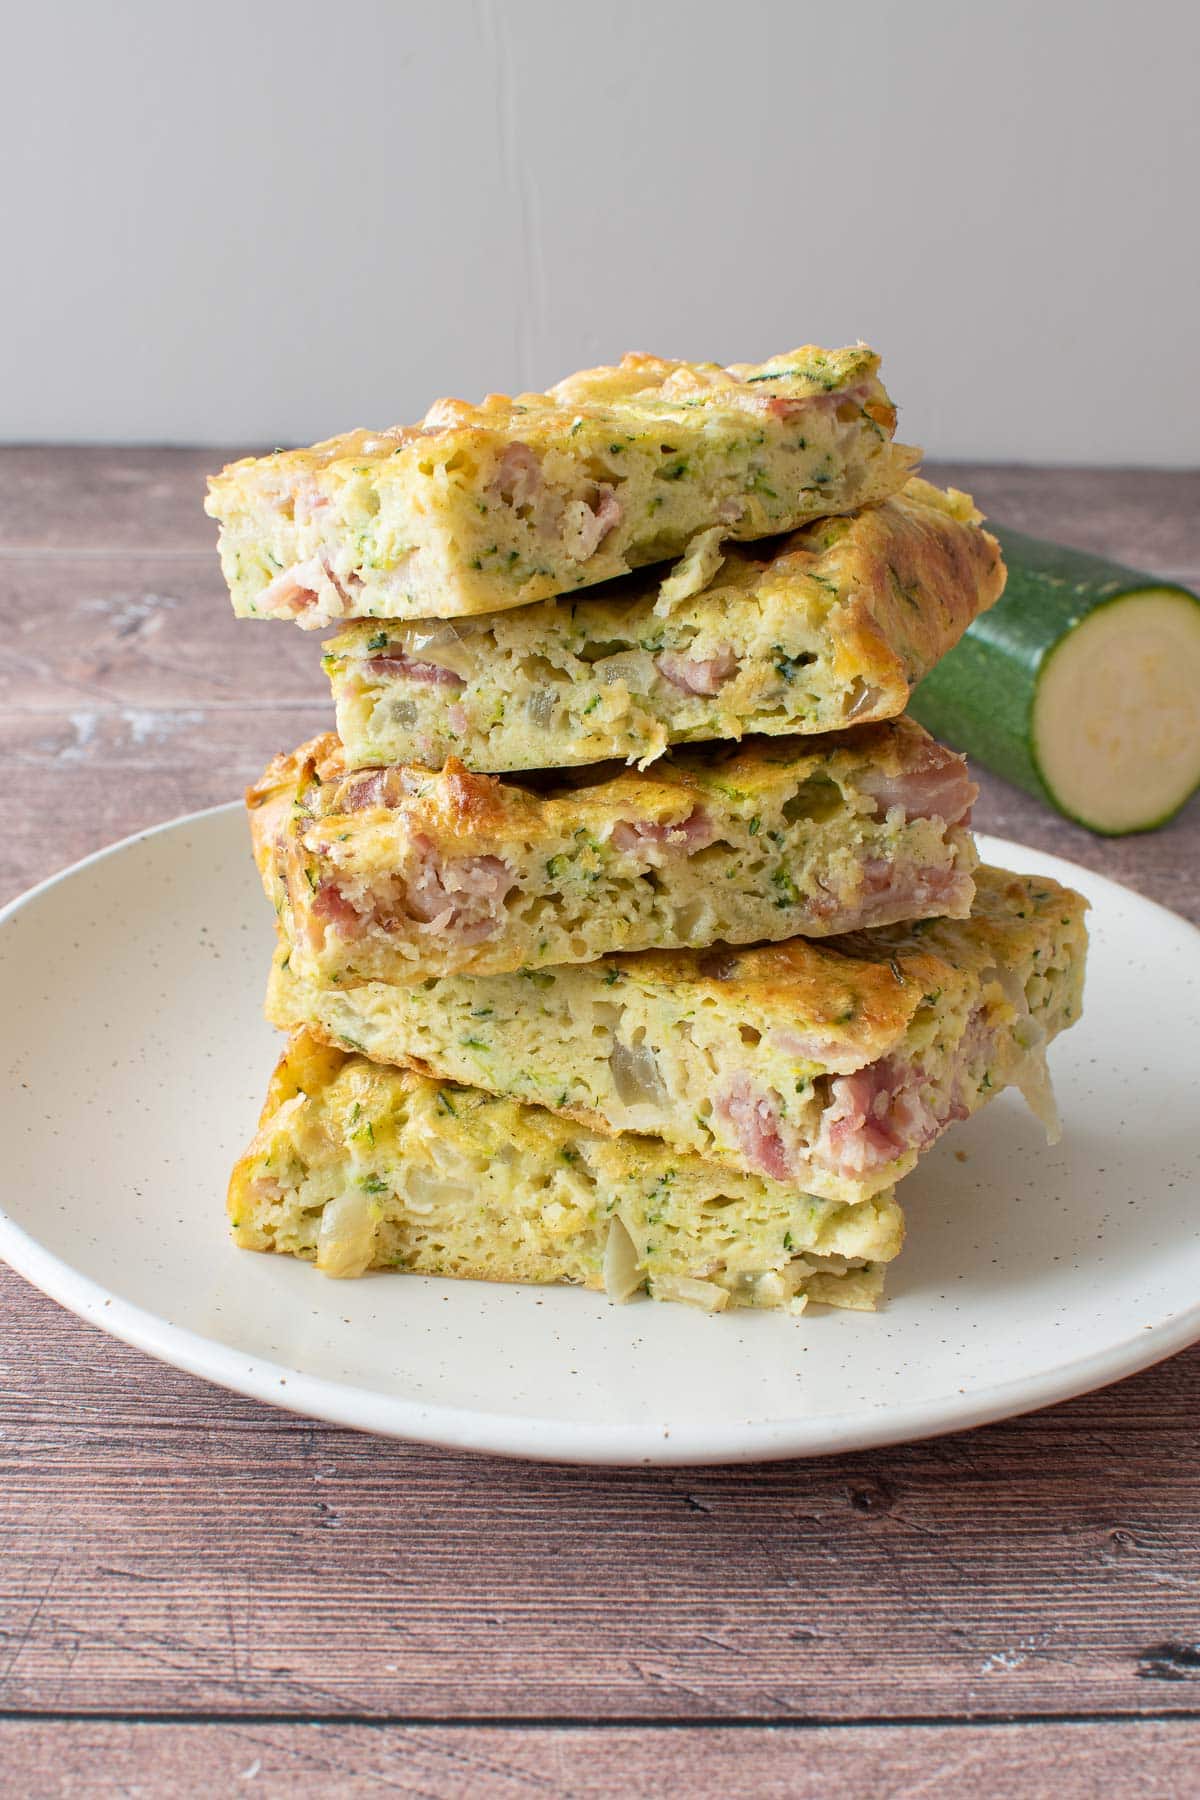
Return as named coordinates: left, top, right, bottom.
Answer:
left=910, top=526, right=1200, bottom=835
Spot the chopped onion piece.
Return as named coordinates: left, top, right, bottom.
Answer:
left=593, top=651, right=650, bottom=691
left=843, top=679, right=884, bottom=721
left=316, top=1190, right=378, bottom=1278
left=1014, top=1044, right=1061, bottom=1144
left=656, top=527, right=727, bottom=611
left=402, top=1168, right=471, bottom=1216
left=985, top=964, right=1062, bottom=1143
left=651, top=1274, right=729, bottom=1312
left=603, top=1218, right=643, bottom=1303
left=526, top=687, right=558, bottom=728
left=610, top=1038, right=668, bottom=1108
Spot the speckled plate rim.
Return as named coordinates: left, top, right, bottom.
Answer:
left=1, top=805, right=1199, bottom=1467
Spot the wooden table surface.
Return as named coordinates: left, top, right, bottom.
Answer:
left=1, top=453, right=1198, bottom=1798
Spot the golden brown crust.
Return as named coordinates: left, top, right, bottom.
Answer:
left=209, top=345, right=893, bottom=509
left=608, top=933, right=940, bottom=1065
left=251, top=713, right=962, bottom=854
left=273, top=866, right=1086, bottom=1060
left=742, top=479, right=1004, bottom=706
left=827, top=480, right=1006, bottom=692
left=246, top=712, right=978, bottom=889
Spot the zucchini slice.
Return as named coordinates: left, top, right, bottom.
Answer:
left=910, top=526, right=1200, bottom=835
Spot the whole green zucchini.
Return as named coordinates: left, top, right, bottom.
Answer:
left=909, top=526, right=1200, bottom=835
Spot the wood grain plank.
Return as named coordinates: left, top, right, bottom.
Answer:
left=924, top=462, right=1200, bottom=581
left=2, top=1264, right=1200, bottom=1721
left=0, top=707, right=328, bottom=905
left=1, top=1718, right=1198, bottom=1800
left=0, top=554, right=327, bottom=710
left=0, top=447, right=250, bottom=552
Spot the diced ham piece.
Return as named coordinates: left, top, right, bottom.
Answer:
left=258, top=558, right=327, bottom=618
left=747, top=380, right=869, bottom=424
left=337, top=771, right=394, bottom=812
left=491, top=442, right=542, bottom=508
left=770, top=1027, right=848, bottom=1067
left=610, top=807, right=713, bottom=858
left=574, top=484, right=623, bottom=559
left=807, top=858, right=969, bottom=927
left=715, top=1077, right=792, bottom=1181
left=257, top=556, right=361, bottom=629
left=814, top=1057, right=967, bottom=1178
left=655, top=645, right=738, bottom=696
left=859, top=741, right=977, bottom=827
left=310, top=879, right=368, bottom=944
left=365, top=652, right=465, bottom=688
left=759, top=396, right=811, bottom=421
left=859, top=857, right=895, bottom=896
left=857, top=858, right=969, bottom=914
left=293, top=478, right=330, bottom=525
left=401, top=836, right=514, bottom=943
left=447, top=702, right=470, bottom=735
left=309, top=841, right=514, bottom=948
left=806, top=877, right=843, bottom=922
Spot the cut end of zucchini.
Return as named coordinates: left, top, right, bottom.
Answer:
left=1033, top=589, right=1200, bottom=834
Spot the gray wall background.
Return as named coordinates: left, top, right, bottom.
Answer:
left=4, top=0, right=1197, bottom=461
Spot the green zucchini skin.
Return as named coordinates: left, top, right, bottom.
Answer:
left=909, top=525, right=1200, bottom=826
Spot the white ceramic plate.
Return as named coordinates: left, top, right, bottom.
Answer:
left=1, top=811, right=1197, bottom=1464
